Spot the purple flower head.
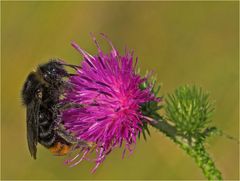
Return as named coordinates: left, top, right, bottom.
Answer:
left=62, top=34, right=158, bottom=172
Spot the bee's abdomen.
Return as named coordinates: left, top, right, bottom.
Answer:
left=38, top=106, right=57, bottom=148
left=39, top=134, right=56, bottom=148
left=49, top=142, right=72, bottom=156
left=39, top=124, right=54, bottom=138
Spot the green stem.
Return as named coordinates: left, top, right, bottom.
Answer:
left=180, top=142, right=222, bottom=180
left=148, top=116, right=222, bottom=180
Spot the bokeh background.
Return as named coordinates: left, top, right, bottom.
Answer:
left=1, top=1, right=239, bottom=180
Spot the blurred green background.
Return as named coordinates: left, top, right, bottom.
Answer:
left=1, top=1, right=239, bottom=180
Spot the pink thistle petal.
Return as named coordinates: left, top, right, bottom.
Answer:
left=62, top=35, right=159, bottom=172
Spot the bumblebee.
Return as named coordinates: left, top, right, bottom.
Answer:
left=21, top=59, right=86, bottom=159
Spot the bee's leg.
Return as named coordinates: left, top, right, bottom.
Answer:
left=39, top=134, right=56, bottom=148
left=54, top=123, right=88, bottom=145
left=57, top=102, right=83, bottom=111
left=55, top=124, right=90, bottom=164
left=54, top=103, right=79, bottom=128
left=54, top=124, right=77, bottom=143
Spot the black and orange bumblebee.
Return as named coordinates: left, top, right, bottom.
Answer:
left=21, top=59, right=87, bottom=159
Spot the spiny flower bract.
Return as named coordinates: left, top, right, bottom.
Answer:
left=61, top=35, right=158, bottom=172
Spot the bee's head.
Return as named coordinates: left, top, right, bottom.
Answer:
left=38, top=60, right=68, bottom=83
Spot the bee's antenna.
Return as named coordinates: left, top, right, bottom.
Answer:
left=63, top=63, right=81, bottom=70
left=57, top=59, right=82, bottom=70
left=68, top=73, right=78, bottom=77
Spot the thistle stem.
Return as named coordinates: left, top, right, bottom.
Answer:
left=180, top=142, right=222, bottom=180
left=148, top=116, right=222, bottom=180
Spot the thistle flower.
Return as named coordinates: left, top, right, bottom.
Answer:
left=61, top=34, right=159, bottom=172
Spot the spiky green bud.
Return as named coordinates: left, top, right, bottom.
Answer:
left=165, top=85, right=214, bottom=139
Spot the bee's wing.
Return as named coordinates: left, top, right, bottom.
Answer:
left=26, top=100, right=40, bottom=159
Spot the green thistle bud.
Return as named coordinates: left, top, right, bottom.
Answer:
left=165, top=85, right=214, bottom=139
